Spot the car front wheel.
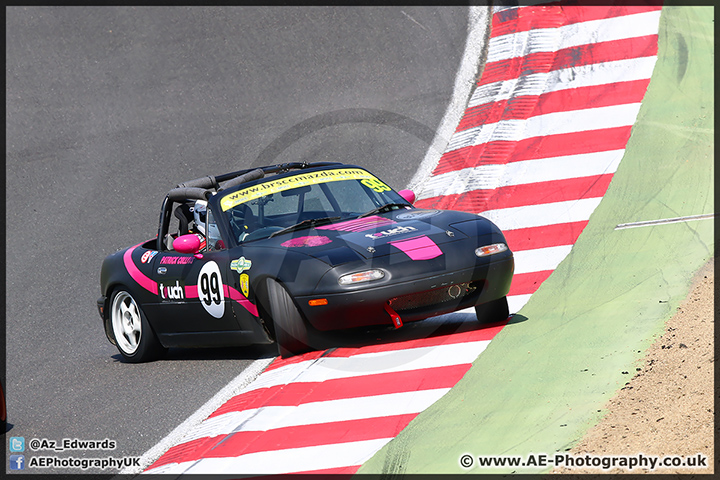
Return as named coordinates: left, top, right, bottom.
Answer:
left=110, top=289, right=167, bottom=363
left=475, top=296, right=510, bottom=324
left=266, top=278, right=311, bottom=358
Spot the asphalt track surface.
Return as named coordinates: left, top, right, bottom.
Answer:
left=5, top=6, right=469, bottom=471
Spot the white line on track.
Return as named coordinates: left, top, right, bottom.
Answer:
left=408, top=6, right=492, bottom=192
left=615, top=213, right=715, bottom=230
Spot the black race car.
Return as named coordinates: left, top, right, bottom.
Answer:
left=98, top=162, right=514, bottom=361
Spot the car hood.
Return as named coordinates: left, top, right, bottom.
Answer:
left=252, top=209, right=492, bottom=266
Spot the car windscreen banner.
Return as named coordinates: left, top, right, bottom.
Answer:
left=220, top=168, right=390, bottom=211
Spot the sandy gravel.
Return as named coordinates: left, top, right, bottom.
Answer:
left=552, top=259, right=714, bottom=475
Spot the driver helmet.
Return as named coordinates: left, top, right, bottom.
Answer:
left=193, top=200, right=208, bottom=235
left=193, top=199, right=221, bottom=240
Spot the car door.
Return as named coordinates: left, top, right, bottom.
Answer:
left=147, top=248, right=241, bottom=336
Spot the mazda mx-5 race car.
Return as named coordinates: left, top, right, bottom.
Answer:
left=98, top=162, right=514, bottom=361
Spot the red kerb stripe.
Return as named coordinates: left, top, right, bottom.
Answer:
left=479, top=35, right=658, bottom=86
left=416, top=174, right=614, bottom=213
left=509, top=270, right=555, bottom=296
left=491, top=4, right=663, bottom=38
left=458, top=79, right=651, bottom=131
left=502, top=222, right=588, bottom=252
left=266, top=320, right=507, bottom=371
left=210, top=364, right=471, bottom=417
left=149, top=414, right=417, bottom=469
left=433, top=126, right=632, bottom=175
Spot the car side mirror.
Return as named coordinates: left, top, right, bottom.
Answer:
left=398, top=189, right=416, bottom=205
left=173, top=234, right=202, bottom=254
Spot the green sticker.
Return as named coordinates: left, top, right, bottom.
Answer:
left=231, top=256, right=252, bottom=274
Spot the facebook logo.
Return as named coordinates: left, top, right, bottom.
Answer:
left=9, top=454, right=25, bottom=470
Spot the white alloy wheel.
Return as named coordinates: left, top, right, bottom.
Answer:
left=111, top=291, right=142, bottom=355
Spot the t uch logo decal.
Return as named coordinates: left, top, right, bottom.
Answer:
left=365, top=225, right=417, bottom=240
left=159, top=280, right=185, bottom=300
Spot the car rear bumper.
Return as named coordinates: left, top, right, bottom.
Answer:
left=297, top=254, right=514, bottom=331
left=97, top=296, right=106, bottom=319
left=98, top=295, right=117, bottom=346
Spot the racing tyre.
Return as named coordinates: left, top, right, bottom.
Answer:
left=110, top=289, right=167, bottom=363
left=475, top=296, right=509, bottom=324
left=266, top=278, right=311, bottom=358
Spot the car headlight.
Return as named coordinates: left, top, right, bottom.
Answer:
left=338, top=269, right=385, bottom=285
left=475, top=243, right=508, bottom=257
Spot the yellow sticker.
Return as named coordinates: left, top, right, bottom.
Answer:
left=221, top=168, right=385, bottom=211
left=361, top=178, right=391, bottom=193
left=240, top=273, right=249, bottom=298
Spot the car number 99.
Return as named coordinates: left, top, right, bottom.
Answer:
left=198, top=261, right=225, bottom=318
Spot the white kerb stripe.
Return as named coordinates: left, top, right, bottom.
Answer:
left=479, top=197, right=604, bottom=231
left=488, top=27, right=561, bottom=65
left=469, top=56, right=658, bottom=109
left=457, top=294, right=534, bottom=315
left=513, top=245, right=574, bottom=275
left=241, top=339, right=490, bottom=394
left=182, top=388, right=451, bottom=444
left=446, top=103, right=642, bottom=153
left=487, top=10, right=662, bottom=63
left=417, top=150, right=624, bottom=200
left=508, top=294, right=533, bottom=314
left=144, top=437, right=395, bottom=475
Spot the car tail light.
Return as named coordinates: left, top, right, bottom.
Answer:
left=475, top=243, right=508, bottom=257
left=338, top=269, right=385, bottom=285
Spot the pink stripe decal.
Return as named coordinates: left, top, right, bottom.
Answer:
left=389, top=235, right=443, bottom=261
left=224, top=284, right=259, bottom=317
left=123, top=245, right=157, bottom=294
left=316, top=215, right=395, bottom=232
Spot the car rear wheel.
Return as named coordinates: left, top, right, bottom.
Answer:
left=110, top=289, right=167, bottom=363
left=475, top=296, right=509, bottom=324
left=266, top=278, right=310, bottom=358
